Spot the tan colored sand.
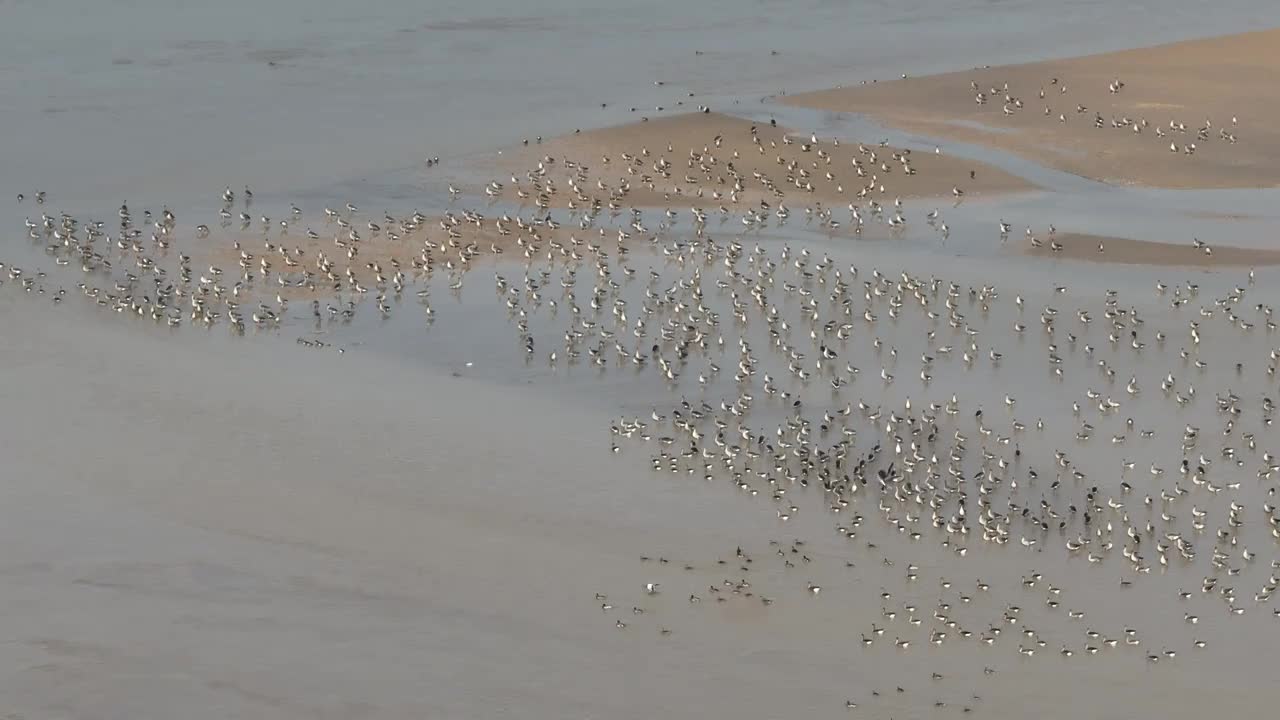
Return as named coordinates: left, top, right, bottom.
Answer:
left=1022, top=233, right=1280, bottom=267
left=786, top=28, right=1280, bottom=188
left=484, top=112, right=1033, bottom=212
left=193, top=214, right=599, bottom=304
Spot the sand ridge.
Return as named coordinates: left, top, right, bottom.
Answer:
left=786, top=28, right=1280, bottom=189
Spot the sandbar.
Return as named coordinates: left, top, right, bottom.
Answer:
left=486, top=112, right=1033, bottom=211
left=786, top=28, right=1280, bottom=189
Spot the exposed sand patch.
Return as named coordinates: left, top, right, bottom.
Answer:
left=483, top=112, right=1033, bottom=213
left=191, top=213, right=587, bottom=306
left=786, top=28, right=1280, bottom=189
left=1022, top=233, right=1280, bottom=267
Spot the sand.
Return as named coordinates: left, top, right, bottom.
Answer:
left=194, top=213, right=583, bottom=305
left=1022, top=233, right=1280, bottom=267
left=786, top=28, right=1280, bottom=189
left=484, top=112, right=1033, bottom=211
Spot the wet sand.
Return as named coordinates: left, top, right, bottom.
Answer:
left=486, top=112, right=1033, bottom=210
left=174, top=208, right=616, bottom=311
left=786, top=28, right=1280, bottom=189
left=1023, top=233, right=1280, bottom=267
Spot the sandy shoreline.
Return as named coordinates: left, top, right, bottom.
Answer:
left=784, top=28, right=1280, bottom=189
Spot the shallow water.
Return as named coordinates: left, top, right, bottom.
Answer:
left=7, top=210, right=1280, bottom=717
left=4, top=2, right=1280, bottom=719
left=0, top=0, right=1273, bottom=210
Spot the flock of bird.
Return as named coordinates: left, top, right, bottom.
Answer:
left=4, top=82, right=1278, bottom=716
left=487, top=109, right=1029, bottom=252
left=969, top=73, right=1240, bottom=157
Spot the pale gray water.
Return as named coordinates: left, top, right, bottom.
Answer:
left=0, top=0, right=1273, bottom=210
left=3, top=2, right=1280, bottom=718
